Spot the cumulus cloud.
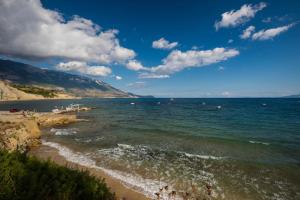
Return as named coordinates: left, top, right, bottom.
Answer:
left=215, top=2, right=266, bottom=30
left=139, top=47, right=239, bottom=78
left=228, top=39, right=234, bottom=44
left=152, top=38, right=178, bottom=50
left=240, top=26, right=256, bottom=39
left=0, top=0, right=135, bottom=64
left=56, top=61, right=112, bottom=76
left=126, top=60, right=148, bottom=71
left=115, top=75, right=122, bottom=80
left=252, top=23, right=295, bottom=40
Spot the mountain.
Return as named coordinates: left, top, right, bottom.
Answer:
left=282, top=94, right=300, bottom=98
left=0, top=59, right=137, bottom=100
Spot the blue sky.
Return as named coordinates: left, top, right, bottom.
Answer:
left=0, top=0, right=300, bottom=97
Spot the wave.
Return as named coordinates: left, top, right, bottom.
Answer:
left=74, top=136, right=104, bottom=143
left=183, top=152, right=225, bottom=160
left=249, top=140, right=270, bottom=145
left=117, top=143, right=135, bottom=149
left=96, top=143, right=223, bottom=198
left=42, top=140, right=178, bottom=200
left=50, top=128, right=77, bottom=136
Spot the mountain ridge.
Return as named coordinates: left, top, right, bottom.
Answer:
left=281, top=94, right=300, bottom=98
left=0, top=59, right=142, bottom=100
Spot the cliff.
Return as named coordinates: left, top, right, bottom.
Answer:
left=0, top=111, right=78, bottom=152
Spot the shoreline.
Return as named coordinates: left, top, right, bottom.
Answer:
left=0, top=110, right=150, bottom=200
left=0, top=97, right=82, bottom=102
left=0, top=96, right=139, bottom=102
left=29, top=144, right=149, bottom=200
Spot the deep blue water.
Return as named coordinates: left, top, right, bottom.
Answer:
left=1, top=98, right=300, bottom=199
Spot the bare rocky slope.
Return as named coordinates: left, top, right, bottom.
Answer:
left=0, top=59, right=140, bottom=100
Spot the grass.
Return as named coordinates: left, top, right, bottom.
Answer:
left=0, top=150, right=115, bottom=200
left=11, top=84, right=58, bottom=98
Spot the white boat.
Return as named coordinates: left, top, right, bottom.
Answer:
left=66, top=104, right=81, bottom=111
left=52, top=104, right=90, bottom=113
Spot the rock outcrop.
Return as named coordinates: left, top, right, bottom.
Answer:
left=0, top=119, right=40, bottom=152
left=0, top=111, right=78, bottom=152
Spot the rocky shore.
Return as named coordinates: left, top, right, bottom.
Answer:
left=0, top=111, right=78, bottom=152
left=0, top=110, right=150, bottom=200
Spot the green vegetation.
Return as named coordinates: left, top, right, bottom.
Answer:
left=11, top=84, right=58, bottom=98
left=0, top=150, right=115, bottom=200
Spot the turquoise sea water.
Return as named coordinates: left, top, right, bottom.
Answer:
left=1, top=98, right=300, bottom=199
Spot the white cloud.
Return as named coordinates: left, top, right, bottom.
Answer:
left=126, top=60, right=148, bottom=71
left=138, top=73, right=170, bottom=79
left=228, top=39, right=234, bottom=43
left=222, top=91, right=231, bottom=97
left=115, top=75, right=122, bottom=80
left=139, top=47, right=239, bottom=78
left=127, top=81, right=146, bottom=88
left=0, top=0, right=135, bottom=64
left=215, top=2, right=266, bottom=30
left=252, top=23, right=295, bottom=40
left=240, top=26, right=255, bottom=39
left=152, top=38, right=178, bottom=50
left=262, top=17, right=272, bottom=23
left=218, top=66, right=225, bottom=71
left=56, top=61, right=112, bottom=76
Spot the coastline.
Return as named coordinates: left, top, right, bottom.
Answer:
left=29, top=144, right=149, bottom=200
left=0, top=110, right=149, bottom=200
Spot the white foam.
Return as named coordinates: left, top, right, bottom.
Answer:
left=249, top=140, right=270, bottom=145
left=50, top=128, right=77, bottom=136
left=184, top=152, right=225, bottom=160
left=75, top=138, right=92, bottom=143
left=74, top=136, right=104, bottom=143
left=42, top=140, right=180, bottom=200
left=117, top=143, right=135, bottom=150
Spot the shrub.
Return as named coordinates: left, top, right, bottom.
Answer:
left=11, top=84, right=57, bottom=98
left=0, top=150, right=115, bottom=200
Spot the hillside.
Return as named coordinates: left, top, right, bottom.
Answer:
left=282, top=94, right=300, bottom=98
left=0, top=59, right=136, bottom=100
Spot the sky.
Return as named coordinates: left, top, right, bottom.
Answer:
left=0, top=0, right=300, bottom=97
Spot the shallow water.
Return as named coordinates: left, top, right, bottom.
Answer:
left=1, top=98, right=300, bottom=199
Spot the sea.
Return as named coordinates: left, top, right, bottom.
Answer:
left=1, top=98, right=300, bottom=200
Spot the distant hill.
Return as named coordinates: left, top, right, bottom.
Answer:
left=282, top=94, right=300, bottom=98
left=0, top=59, right=140, bottom=99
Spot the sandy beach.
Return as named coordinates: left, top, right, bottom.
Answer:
left=0, top=110, right=149, bottom=200
left=29, top=144, right=149, bottom=200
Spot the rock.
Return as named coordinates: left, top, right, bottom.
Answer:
left=37, top=113, right=78, bottom=127
left=0, top=120, right=40, bottom=152
left=0, top=111, right=78, bottom=152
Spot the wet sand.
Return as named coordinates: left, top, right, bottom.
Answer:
left=29, top=145, right=150, bottom=200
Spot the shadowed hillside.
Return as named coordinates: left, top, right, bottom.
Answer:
left=0, top=59, right=135, bottom=98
